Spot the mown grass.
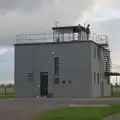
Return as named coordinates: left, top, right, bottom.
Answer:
left=33, top=104, right=120, bottom=120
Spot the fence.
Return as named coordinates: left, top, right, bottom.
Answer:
left=110, top=85, right=120, bottom=97
left=112, top=86, right=120, bottom=92
left=0, top=87, right=14, bottom=97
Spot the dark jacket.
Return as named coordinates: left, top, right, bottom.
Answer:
left=86, top=27, right=90, bottom=34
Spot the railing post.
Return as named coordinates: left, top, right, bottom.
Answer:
left=5, top=86, right=6, bottom=96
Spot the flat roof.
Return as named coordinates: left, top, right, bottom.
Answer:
left=14, top=40, right=110, bottom=52
left=15, top=40, right=94, bottom=46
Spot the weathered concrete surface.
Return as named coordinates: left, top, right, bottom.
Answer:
left=0, top=98, right=120, bottom=120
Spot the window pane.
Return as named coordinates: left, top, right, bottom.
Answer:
left=97, top=73, right=99, bottom=84
left=94, top=47, right=96, bottom=59
left=54, top=78, right=59, bottom=84
left=54, top=57, right=59, bottom=76
left=94, top=72, right=96, bottom=84
left=108, top=78, right=110, bottom=84
left=97, top=48, right=99, bottom=60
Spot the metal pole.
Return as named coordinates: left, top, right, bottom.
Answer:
left=116, top=65, right=118, bottom=94
left=73, top=33, right=74, bottom=40
left=5, top=86, right=6, bottom=96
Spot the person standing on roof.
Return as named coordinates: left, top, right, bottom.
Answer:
left=78, top=24, right=81, bottom=40
left=86, top=24, right=90, bottom=40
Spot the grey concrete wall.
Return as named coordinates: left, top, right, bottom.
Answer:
left=15, top=45, right=37, bottom=98
left=103, top=76, right=111, bottom=96
left=91, top=43, right=102, bottom=97
left=15, top=41, right=92, bottom=98
left=90, top=43, right=111, bottom=97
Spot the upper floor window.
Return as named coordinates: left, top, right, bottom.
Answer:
left=97, top=48, right=100, bottom=60
left=94, top=47, right=96, bottom=59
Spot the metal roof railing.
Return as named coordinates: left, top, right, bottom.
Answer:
left=89, top=33, right=108, bottom=45
left=16, top=33, right=53, bottom=44
left=16, top=32, right=108, bottom=46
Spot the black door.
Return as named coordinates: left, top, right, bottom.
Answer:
left=40, top=72, right=48, bottom=96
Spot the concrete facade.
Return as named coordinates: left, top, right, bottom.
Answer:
left=14, top=41, right=111, bottom=98
left=90, top=43, right=111, bottom=97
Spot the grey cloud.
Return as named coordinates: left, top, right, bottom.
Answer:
left=0, top=0, right=53, bottom=12
left=92, top=19, right=120, bottom=47
left=0, top=0, right=92, bottom=45
left=0, top=0, right=92, bottom=12
left=91, top=18, right=120, bottom=64
left=106, top=0, right=120, bottom=9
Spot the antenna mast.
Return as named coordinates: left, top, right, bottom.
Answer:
left=55, top=20, right=60, bottom=27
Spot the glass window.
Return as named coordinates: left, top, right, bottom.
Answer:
left=54, top=77, right=59, bottom=84
left=97, top=73, right=99, bottom=84
left=94, top=47, right=96, bottom=59
left=108, top=78, right=110, bottom=84
left=97, top=48, right=100, bottom=60
left=54, top=57, right=59, bottom=77
left=94, top=72, right=96, bottom=84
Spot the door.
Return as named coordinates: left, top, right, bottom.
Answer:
left=40, top=72, right=48, bottom=96
left=101, top=82, right=104, bottom=97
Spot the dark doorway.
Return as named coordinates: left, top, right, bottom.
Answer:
left=40, top=72, right=48, bottom=96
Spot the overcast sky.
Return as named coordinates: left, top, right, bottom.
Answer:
left=0, top=0, right=120, bottom=84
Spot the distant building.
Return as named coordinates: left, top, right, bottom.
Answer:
left=14, top=25, right=120, bottom=98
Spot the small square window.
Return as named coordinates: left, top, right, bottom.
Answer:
left=54, top=77, right=59, bottom=84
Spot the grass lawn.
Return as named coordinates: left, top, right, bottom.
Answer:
left=33, top=104, right=120, bottom=120
left=0, top=94, right=14, bottom=99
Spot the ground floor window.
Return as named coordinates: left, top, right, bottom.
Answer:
left=108, top=78, right=110, bottom=84
left=97, top=73, right=99, bottom=84
left=94, top=72, right=96, bottom=84
left=54, top=77, right=59, bottom=84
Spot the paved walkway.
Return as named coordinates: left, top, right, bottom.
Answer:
left=0, top=99, right=61, bottom=120
left=0, top=98, right=120, bottom=120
